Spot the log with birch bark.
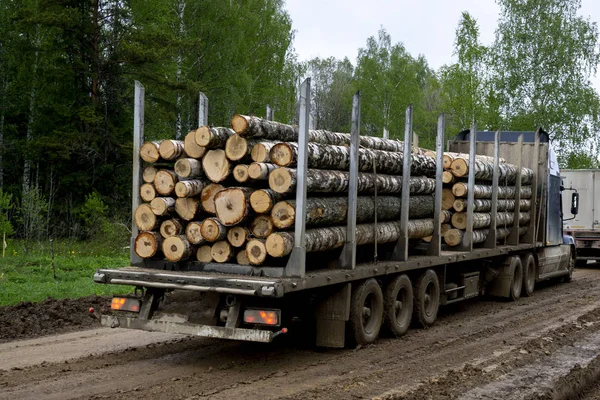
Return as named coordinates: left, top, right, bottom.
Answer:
left=452, top=182, right=533, bottom=199
left=268, top=167, right=436, bottom=195
left=266, top=219, right=434, bottom=258
left=227, top=226, right=250, bottom=248
left=251, top=141, right=276, bottom=163
left=184, top=130, right=207, bottom=159
left=443, top=152, right=505, bottom=170
left=249, top=189, right=283, bottom=214
left=202, top=149, right=231, bottom=183
left=453, top=198, right=532, bottom=213
left=200, top=183, right=225, bottom=214
left=214, top=187, right=253, bottom=226
left=269, top=142, right=436, bottom=177
left=225, top=134, right=257, bottom=162
left=175, top=179, right=206, bottom=198
left=140, top=141, right=161, bottom=163
left=134, top=204, right=159, bottom=231
left=233, top=164, right=250, bottom=183
left=185, top=221, right=206, bottom=245
left=160, top=218, right=184, bottom=238
left=154, top=170, right=178, bottom=196
left=250, top=215, right=274, bottom=238
left=246, top=238, right=268, bottom=265
left=140, top=183, right=156, bottom=203
left=450, top=158, right=533, bottom=184
left=175, top=158, right=203, bottom=179
left=451, top=212, right=531, bottom=230
left=174, top=197, right=201, bottom=221
left=200, top=217, right=228, bottom=242
left=159, top=140, right=185, bottom=161
left=248, top=162, right=276, bottom=180
left=444, top=226, right=527, bottom=247
left=442, top=171, right=456, bottom=184
left=162, top=235, right=194, bottom=262
left=211, top=240, right=234, bottom=263
left=194, top=126, right=234, bottom=148
left=270, top=195, right=434, bottom=229
left=150, top=197, right=175, bottom=216
left=134, top=231, right=163, bottom=258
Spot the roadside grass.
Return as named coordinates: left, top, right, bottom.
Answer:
left=0, top=239, right=133, bottom=306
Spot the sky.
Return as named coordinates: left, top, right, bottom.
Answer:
left=284, top=0, right=600, bottom=90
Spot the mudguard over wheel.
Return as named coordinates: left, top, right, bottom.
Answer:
left=348, top=279, right=384, bottom=345
left=383, top=274, right=413, bottom=337
left=521, top=253, right=536, bottom=297
left=509, top=256, right=523, bottom=301
left=413, top=269, right=440, bottom=328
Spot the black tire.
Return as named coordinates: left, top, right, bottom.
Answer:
left=509, top=256, right=523, bottom=301
left=348, top=279, right=384, bottom=345
left=383, top=274, right=413, bottom=337
left=413, top=269, right=440, bottom=328
left=563, top=259, right=575, bottom=283
left=576, top=259, right=587, bottom=268
left=521, top=253, right=536, bottom=297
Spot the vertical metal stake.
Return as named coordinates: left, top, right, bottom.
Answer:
left=266, top=104, right=274, bottom=121
left=285, top=78, right=311, bottom=278
left=130, top=81, right=145, bottom=265
left=427, top=114, right=445, bottom=256
left=484, top=130, right=500, bottom=248
left=392, top=105, right=413, bottom=261
left=460, top=122, right=476, bottom=251
left=508, top=134, right=524, bottom=244
left=525, top=130, right=541, bottom=244
left=198, top=92, right=208, bottom=127
left=339, top=91, right=360, bottom=269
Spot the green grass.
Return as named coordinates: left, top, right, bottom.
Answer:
left=0, top=239, right=133, bottom=306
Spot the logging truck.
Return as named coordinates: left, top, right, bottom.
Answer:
left=92, top=80, right=577, bottom=348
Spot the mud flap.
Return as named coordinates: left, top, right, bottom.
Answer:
left=486, top=257, right=516, bottom=298
left=139, top=289, right=163, bottom=320
left=315, top=283, right=351, bottom=348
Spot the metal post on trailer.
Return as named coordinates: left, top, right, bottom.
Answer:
left=339, top=91, right=361, bottom=269
left=524, top=130, right=540, bottom=245
left=266, top=104, right=274, bottom=121
left=484, top=130, right=501, bottom=248
left=130, top=81, right=145, bottom=265
left=427, top=114, right=445, bottom=256
left=198, top=92, right=208, bottom=127
left=459, top=122, right=476, bottom=252
left=285, top=78, right=310, bottom=278
left=392, top=104, right=413, bottom=261
left=508, top=134, right=524, bottom=244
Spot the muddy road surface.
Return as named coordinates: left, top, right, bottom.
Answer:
left=3, top=268, right=600, bottom=399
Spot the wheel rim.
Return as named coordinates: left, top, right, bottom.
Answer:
left=514, top=263, right=522, bottom=294
left=527, top=262, right=535, bottom=289
left=424, top=281, right=436, bottom=317
left=394, top=286, right=410, bottom=324
left=362, top=292, right=380, bottom=334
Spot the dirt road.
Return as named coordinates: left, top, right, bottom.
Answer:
left=3, top=267, right=600, bottom=399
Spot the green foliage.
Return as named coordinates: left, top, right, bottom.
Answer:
left=0, top=189, right=13, bottom=236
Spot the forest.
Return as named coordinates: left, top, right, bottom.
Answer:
left=0, top=0, right=599, bottom=244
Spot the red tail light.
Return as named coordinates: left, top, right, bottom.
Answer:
left=243, top=309, right=280, bottom=326
left=111, top=297, right=141, bottom=312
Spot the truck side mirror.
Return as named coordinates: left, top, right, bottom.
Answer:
left=571, top=192, right=579, bottom=216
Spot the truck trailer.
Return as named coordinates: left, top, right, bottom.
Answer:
left=92, top=80, right=577, bottom=348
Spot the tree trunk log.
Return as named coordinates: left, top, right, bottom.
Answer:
left=175, top=158, right=203, bottom=179
left=227, top=226, right=250, bottom=248
left=452, top=182, right=533, bottom=199
left=233, top=165, right=250, bottom=183
left=268, top=167, right=435, bottom=195
left=184, top=130, right=206, bottom=159
left=150, top=197, right=175, bottom=216
left=196, top=245, right=213, bottom=262
left=231, top=114, right=407, bottom=152
left=246, top=238, right=268, bottom=265
left=250, top=215, right=274, bottom=238
left=249, top=189, right=283, bottom=214
left=175, top=179, right=206, bottom=198
left=443, top=152, right=505, bottom=170
left=270, top=195, right=433, bottom=229
left=142, top=166, right=157, bottom=183
left=444, top=226, right=527, bottom=247
left=154, top=170, right=178, bottom=196
left=202, top=149, right=231, bottom=183
left=442, top=188, right=455, bottom=210
left=162, top=235, right=194, bottom=262
left=140, top=183, right=156, bottom=203
left=214, top=187, right=253, bottom=226
left=160, top=218, right=184, bottom=238
left=225, top=134, right=256, bottom=162
left=251, top=141, right=276, bottom=163
left=451, top=158, right=534, bottom=184
left=441, top=210, right=453, bottom=224
left=442, top=171, right=455, bottom=184
left=185, top=221, right=206, bottom=245
left=175, top=197, right=201, bottom=221
left=269, top=142, right=436, bottom=176
left=200, top=217, right=227, bottom=242
left=134, top=204, right=159, bottom=231
left=211, top=240, right=233, bottom=263
left=236, top=249, right=250, bottom=265
left=266, top=219, right=434, bottom=257
left=248, top=162, right=276, bottom=180
left=194, top=126, right=234, bottom=148
left=452, top=212, right=531, bottom=230
left=453, top=198, right=532, bottom=213
left=134, top=231, right=163, bottom=258
left=140, top=141, right=161, bottom=163
left=159, top=140, right=185, bottom=161
left=201, top=183, right=225, bottom=214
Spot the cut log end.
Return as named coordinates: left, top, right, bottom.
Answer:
left=266, top=232, right=294, bottom=258
left=185, top=221, right=205, bottom=245
left=236, top=250, right=250, bottom=265
left=270, top=201, right=295, bottom=229
left=134, top=204, right=158, bottom=231
left=249, top=189, right=278, bottom=214
left=159, top=140, right=184, bottom=161
left=442, top=188, right=456, bottom=210
left=246, top=239, right=267, bottom=265
left=233, top=165, right=250, bottom=183
left=140, top=141, right=160, bottom=163
left=250, top=215, right=274, bottom=238
left=162, top=235, right=193, bottom=262
left=201, top=183, right=225, bottom=214
left=248, top=162, right=275, bottom=180
left=150, top=197, right=175, bottom=216
left=227, top=226, right=249, bottom=248
left=451, top=158, right=469, bottom=178
left=140, top=183, right=156, bottom=203
left=251, top=142, right=272, bottom=163
left=452, top=182, right=468, bottom=198
left=154, top=170, right=177, bottom=196
left=214, top=187, right=251, bottom=226
left=268, top=168, right=294, bottom=194
left=231, top=114, right=250, bottom=134
left=160, top=219, right=184, bottom=238
left=225, top=134, right=250, bottom=161
left=142, top=166, right=158, bottom=184
left=444, top=229, right=464, bottom=247
left=175, top=158, right=203, bottom=179
left=269, top=143, right=294, bottom=167
left=200, top=218, right=227, bottom=242
left=134, top=231, right=162, bottom=258
left=197, top=245, right=213, bottom=263
left=202, top=149, right=231, bottom=183
left=184, top=130, right=206, bottom=158
left=175, top=197, right=200, bottom=221
left=211, top=241, right=233, bottom=263
left=442, top=170, right=455, bottom=184
left=451, top=212, right=468, bottom=230
left=194, top=126, right=212, bottom=147
left=175, top=179, right=205, bottom=198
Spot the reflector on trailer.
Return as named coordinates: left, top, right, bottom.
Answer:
left=111, top=297, right=141, bottom=312
left=243, top=309, right=280, bottom=326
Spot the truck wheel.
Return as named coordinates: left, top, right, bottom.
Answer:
left=383, top=274, right=413, bottom=337
left=562, top=259, right=575, bottom=283
left=348, top=279, right=384, bottom=345
left=576, top=259, right=587, bottom=268
left=413, top=269, right=440, bottom=328
left=521, top=253, right=536, bottom=297
left=509, top=256, right=523, bottom=301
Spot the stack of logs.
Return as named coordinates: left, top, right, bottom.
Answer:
left=431, top=152, right=534, bottom=247
left=133, top=115, right=440, bottom=266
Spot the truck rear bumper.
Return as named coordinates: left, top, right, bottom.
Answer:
left=100, top=315, right=278, bottom=343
